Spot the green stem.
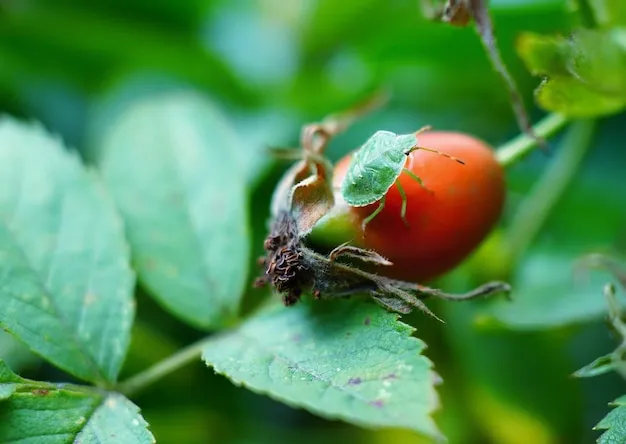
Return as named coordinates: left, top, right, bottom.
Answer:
left=504, top=119, right=596, bottom=265
left=116, top=336, right=211, bottom=397
left=495, top=113, right=569, bottom=168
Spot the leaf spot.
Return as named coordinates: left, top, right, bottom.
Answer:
left=31, top=389, right=50, bottom=396
left=348, top=377, right=362, bottom=385
left=370, top=399, right=385, bottom=408
left=364, top=317, right=371, bottom=325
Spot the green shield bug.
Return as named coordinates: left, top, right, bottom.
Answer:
left=340, top=126, right=464, bottom=231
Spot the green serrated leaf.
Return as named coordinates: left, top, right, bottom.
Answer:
left=0, top=330, right=38, bottom=372
left=0, top=117, right=135, bottom=384
left=0, top=359, right=154, bottom=443
left=595, top=395, right=626, bottom=443
left=1, top=390, right=154, bottom=443
left=75, top=393, right=155, bottom=443
left=590, top=0, right=626, bottom=28
left=0, top=360, right=24, bottom=384
left=518, top=29, right=626, bottom=117
left=535, top=77, right=626, bottom=118
left=202, top=300, right=441, bottom=439
left=474, top=250, right=625, bottom=329
left=569, top=28, right=626, bottom=97
left=98, top=91, right=250, bottom=330
left=516, top=32, right=570, bottom=77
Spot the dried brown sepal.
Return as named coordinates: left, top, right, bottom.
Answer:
left=291, top=169, right=335, bottom=236
left=256, top=210, right=510, bottom=319
left=371, top=294, right=414, bottom=314
left=442, top=0, right=472, bottom=26
left=415, top=280, right=512, bottom=301
left=421, top=0, right=547, bottom=151
left=328, top=243, right=394, bottom=267
left=271, top=91, right=390, bottom=227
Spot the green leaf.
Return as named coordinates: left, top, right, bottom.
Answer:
left=517, top=30, right=626, bottom=117
left=595, top=395, right=626, bottom=444
left=535, top=77, right=626, bottom=118
left=517, top=33, right=570, bottom=77
left=589, top=0, right=626, bottom=28
left=0, top=360, right=24, bottom=383
left=569, top=29, right=626, bottom=96
left=473, top=249, right=625, bottom=329
left=0, top=117, right=135, bottom=384
left=98, top=91, right=250, bottom=329
left=75, top=393, right=154, bottom=443
left=0, top=330, right=38, bottom=373
left=0, top=360, right=21, bottom=401
left=202, top=300, right=441, bottom=439
left=0, top=361, right=155, bottom=443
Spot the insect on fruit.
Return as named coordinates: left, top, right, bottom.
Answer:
left=340, top=126, right=464, bottom=231
left=310, top=130, right=506, bottom=283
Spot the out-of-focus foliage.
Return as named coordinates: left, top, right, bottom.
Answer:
left=98, top=92, right=250, bottom=330
left=0, top=118, right=135, bottom=385
left=1, top=0, right=625, bottom=443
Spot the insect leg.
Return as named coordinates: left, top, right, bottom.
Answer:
left=402, top=168, right=434, bottom=195
left=361, top=196, right=386, bottom=233
left=396, top=180, right=410, bottom=228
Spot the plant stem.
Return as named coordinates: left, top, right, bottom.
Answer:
left=504, top=119, right=596, bottom=265
left=116, top=336, right=212, bottom=397
left=495, top=113, right=569, bottom=168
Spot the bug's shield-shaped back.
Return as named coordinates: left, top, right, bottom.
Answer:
left=341, top=131, right=418, bottom=207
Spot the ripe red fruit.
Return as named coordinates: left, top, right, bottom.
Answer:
left=311, top=131, right=506, bottom=282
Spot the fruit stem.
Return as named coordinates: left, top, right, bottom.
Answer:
left=504, top=119, right=596, bottom=266
left=495, top=113, right=569, bottom=168
left=116, top=336, right=212, bottom=397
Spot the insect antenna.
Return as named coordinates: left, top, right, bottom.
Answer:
left=406, top=145, right=465, bottom=165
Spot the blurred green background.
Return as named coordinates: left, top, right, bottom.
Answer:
left=1, top=0, right=625, bottom=443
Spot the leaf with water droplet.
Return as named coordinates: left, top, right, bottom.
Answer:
left=202, top=300, right=441, bottom=439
